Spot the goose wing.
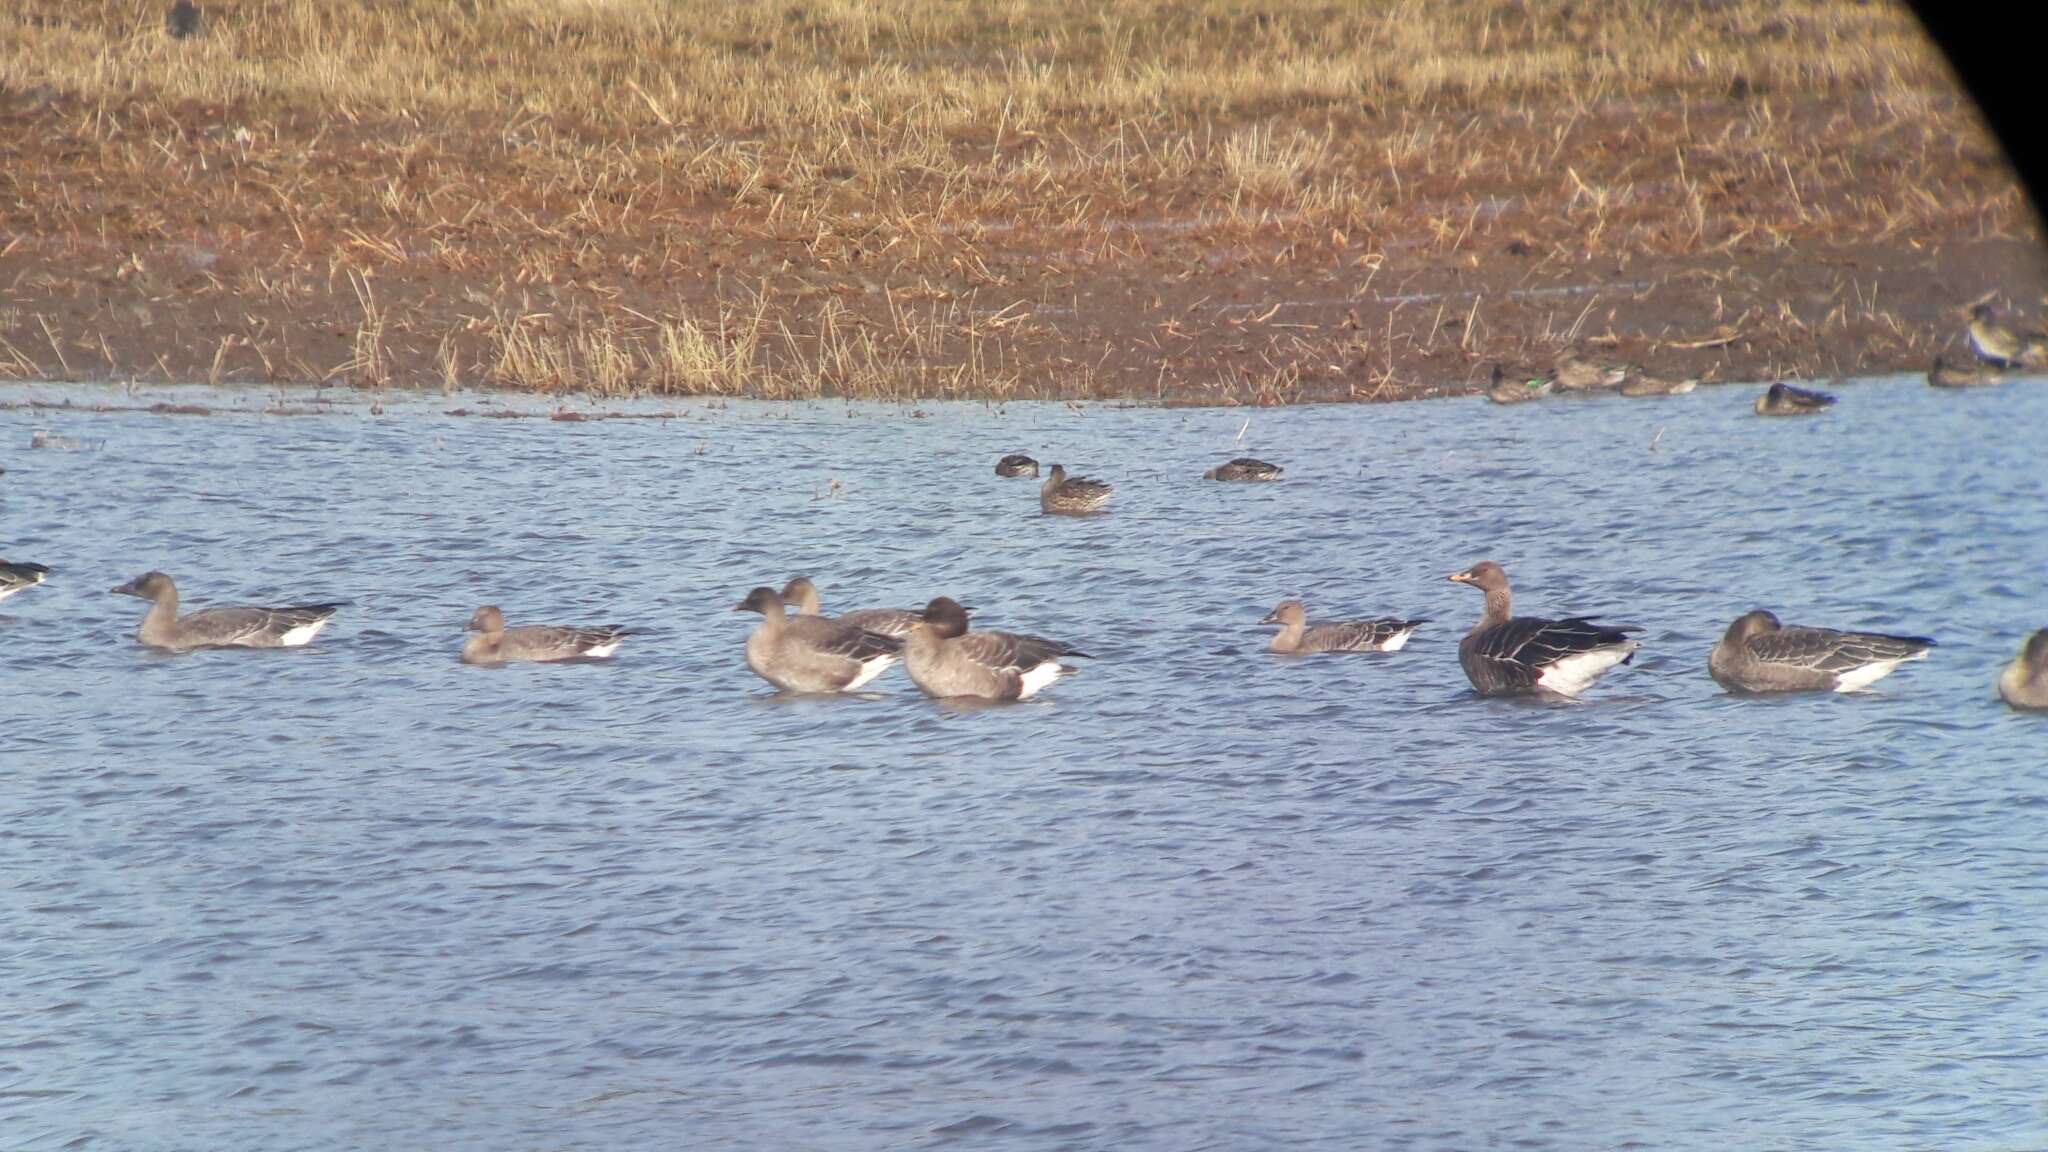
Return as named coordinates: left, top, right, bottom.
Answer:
left=835, top=607, right=922, bottom=638
left=511, top=624, right=631, bottom=658
left=1482, top=615, right=1639, bottom=669
left=953, top=629, right=1089, bottom=671
left=1307, top=617, right=1428, bottom=651
left=1747, top=626, right=1933, bottom=673
left=1, top=560, right=51, bottom=591
left=183, top=603, right=342, bottom=646
left=787, top=615, right=902, bottom=661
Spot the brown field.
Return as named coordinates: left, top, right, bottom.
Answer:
left=2, top=0, right=2042, bottom=402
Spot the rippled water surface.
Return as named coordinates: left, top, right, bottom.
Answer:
left=3, top=378, right=2045, bottom=1150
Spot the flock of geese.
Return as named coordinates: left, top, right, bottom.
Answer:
left=3, top=302, right=2044, bottom=706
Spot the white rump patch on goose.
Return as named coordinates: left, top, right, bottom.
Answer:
left=1534, top=642, right=1638, bottom=698
left=1016, top=660, right=1072, bottom=700
left=1380, top=627, right=1419, bottom=653
left=278, top=619, right=331, bottom=647
left=844, top=653, right=899, bottom=691
left=581, top=639, right=623, bottom=660
left=1833, top=653, right=1925, bottom=693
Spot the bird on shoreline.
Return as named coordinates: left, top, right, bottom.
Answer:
left=1619, top=367, right=1699, bottom=397
left=1708, top=610, right=1933, bottom=693
left=1204, top=457, right=1283, bottom=481
left=995, top=454, right=1040, bottom=477
left=780, top=576, right=923, bottom=638
left=1040, top=464, right=1111, bottom=515
left=1998, top=630, right=2048, bottom=710
left=1485, top=363, right=1550, bottom=404
left=461, top=606, right=628, bottom=665
left=1754, top=382, right=1835, bottom=415
left=1259, top=600, right=1427, bottom=654
left=903, top=596, right=1086, bottom=701
left=732, top=585, right=900, bottom=693
left=1, top=560, right=50, bottom=603
left=167, top=0, right=201, bottom=40
left=1966, top=303, right=2048, bottom=368
left=1448, top=561, right=1640, bottom=697
left=1928, top=354, right=2007, bottom=389
left=110, top=571, right=341, bottom=651
left=1551, top=351, right=1627, bottom=392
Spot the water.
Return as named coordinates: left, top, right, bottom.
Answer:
left=2, top=377, right=2044, bottom=1150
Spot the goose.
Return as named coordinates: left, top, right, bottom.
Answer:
left=1259, top=600, right=1427, bottom=654
left=1998, top=629, right=2048, bottom=710
left=1448, top=561, right=1640, bottom=697
left=1, top=559, right=50, bottom=603
left=1967, top=303, right=2048, bottom=368
left=1040, top=464, right=1111, bottom=515
left=1754, top=382, right=1835, bottom=415
left=1708, top=610, right=1934, bottom=693
left=1204, top=457, right=1283, bottom=481
left=732, top=585, right=900, bottom=692
left=904, top=596, right=1087, bottom=701
left=1928, top=355, right=2006, bottom=389
left=110, top=571, right=341, bottom=651
left=1485, top=363, right=1550, bottom=405
left=1552, top=352, right=1627, bottom=392
left=1619, top=367, right=1699, bottom=396
left=995, top=454, right=1040, bottom=477
left=779, top=576, right=923, bottom=638
left=461, top=605, right=628, bottom=665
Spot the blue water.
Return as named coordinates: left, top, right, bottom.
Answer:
left=2, top=377, right=2044, bottom=1150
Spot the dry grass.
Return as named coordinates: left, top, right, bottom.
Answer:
left=0, top=0, right=2037, bottom=399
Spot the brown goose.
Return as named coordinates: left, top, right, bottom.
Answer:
left=779, top=576, right=923, bottom=638
left=110, top=571, right=341, bottom=651
left=1708, top=610, right=1933, bottom=693
left=732, top=586, right=901, bottom=693
left=1552, top=352, right=1627, bottom=392
left=1204, top=457, right=1283, bottom=481
left=904, top=596, right=1087, bottom=701
left=1754, top=382, right=1835, bottom=415
left=1485, top=363, right=1551, bottom=405
left=1967, top=303, right=2048, bottom=368
left=461, top=605, right=628, bottom=665
left=996, top=454, right=1040, bottom=477
left=1040, top=464, right=1111, bottom=515
left=1260, top=600, right=1427, bottom=654
left=1999, top=629, right=2048, bottom=710
left=1928, top=355, right=2006, bottom=389
left=1448, top=561, right=1640, bottom=697
left=1619, top=367, right=1699, bottom=396
left=1, top=559, right=50, bottom=603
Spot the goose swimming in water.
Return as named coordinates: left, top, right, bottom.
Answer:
left=1, top=559, right=50, bottom=603
left=461, top=605, right=629, bottom=665
left=904, top=596, right=1087, bottom=701
left=780, top=576, right=923, bottom=638
left=1754, top=382, right=1835, bottom=415
left=1485, top=363, right=1550, bottom=405
left=1040, top=464, right=1112, bottom=515
left=1998, top=629, right=2048, bottom=710
left=1708, top=610, right=1934, bottom=693
left=1204, top=457, right=1283, bottom=481
left=1448, top=561, right=1640, bottom=697
left=1928, top=355, right=2006, bottom=389
left=732, top=585, right=900, bottom=693
left=1259, top=600, right=1427, bottom=654
left=110, top=571, right=341, bottom=651
left=1967, top=303, right=2048, bottom=368
left=996, top=454, right=1040, bottom=477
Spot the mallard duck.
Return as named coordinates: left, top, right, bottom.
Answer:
left=1204, top=457, right=1283, bottom=481
left=1040, top=464, right=1111, bottom=515
left=1753, top=382, right=1835, bottom=415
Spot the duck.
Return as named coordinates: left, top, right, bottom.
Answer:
left=1040, top=464, right=1111, bottom=515
left=1966, top=302, right=2048, bottom=368
left=1708, top=609, right=1934, bottom=693
left=1619, top=367, right=1699, bottom=396
left=1, top=559, right=50, bottom=603
left=732, top=585, right=900, bottom=692
left=1204, top=457, right=1283, bottom=481
left=779, top=576, right=923, bottom=638
left=1259, top=600, right=1427, bottom=654
left=1928, top=355, right=2006, bottom=389
left=1998, top=629, right=2048, bottom=710
left=1551, top=351, right=1627, bottom=392
left=904, top=596, right=1087, bottom=701
left=995, top=454, right=1040, bottom=477
left=1753, top=382, right=1835, bottom=415
left=1447, top=561, right=1640, bottom=697
left=461, top=605, right=628, bottom=665
left=110, top=571, right=341, bottom=651
left=1485, top=363, right=1551, bottom=404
